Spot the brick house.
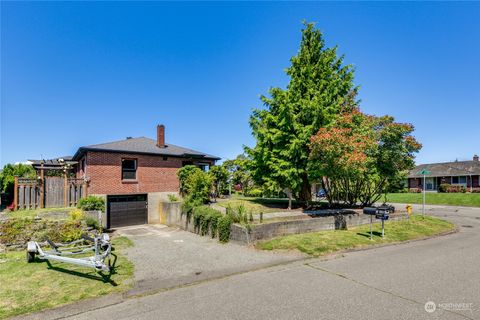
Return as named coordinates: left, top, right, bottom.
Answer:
left=72, top=125, right=219, bottom=228
left=407, top=155, right=480, bottom=191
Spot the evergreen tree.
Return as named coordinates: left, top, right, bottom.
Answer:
left=247, top=22, right=357, bottom=202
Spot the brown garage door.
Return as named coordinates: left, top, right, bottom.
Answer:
left=107, top=194, right=148, bottom=228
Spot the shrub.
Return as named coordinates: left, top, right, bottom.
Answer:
left=209, top=212, right=221, bottom=238
left=179, top=168, right=214, bottom=213
left=77, top=196, right=105, bottom=212
left=409, top=188, right=421, bottom=193
left=218, top=215, right=233, bottom=243
left=446, top=185, right=466, bottom=193
left=177, top=165, right=201, bottom=197
left=438, top=184, right=450, bottom=193
left=0, top=218, right=84, bottom=245
left=167, top=194, right=179, bottom=202
left=84, top=216, right=100, bottom=230
left=471, top=188, right=480, bottom=193
left=192, top=206, right=223, bottom=237
left=69, top=208, right=84, bottom=221
left=245, top=188, right=262, bottom=198
left=227, top=204, right=248, bottom=224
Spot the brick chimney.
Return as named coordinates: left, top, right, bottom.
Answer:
left=157, top=124, right=165, bottom=148
left=474, top=154, right=479, bottom=162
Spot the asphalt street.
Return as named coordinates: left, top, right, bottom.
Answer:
left=19, top=204, right=480, bottom=320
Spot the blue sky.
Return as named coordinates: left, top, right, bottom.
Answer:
left=1, top=2, right=479, bottom=167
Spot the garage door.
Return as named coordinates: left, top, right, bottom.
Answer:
left=107, top=194, right=148, bottom=228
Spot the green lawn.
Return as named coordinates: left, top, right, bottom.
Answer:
left=217, top=195, right=327, bottom=214
left=385, top=193, right=480, bottom=207
left=0, top=236, right=134, bottom=319
left=257, top=215, right=455, bottom=256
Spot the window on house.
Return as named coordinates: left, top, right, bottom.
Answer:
left=122, top=159, right=137, bottom=180
left=197, top=163, right=210, bottom=172
left=452, top=176, right=467, bottom=185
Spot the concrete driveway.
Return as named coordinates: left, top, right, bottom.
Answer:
left=115, top=224, right=304, bottom=296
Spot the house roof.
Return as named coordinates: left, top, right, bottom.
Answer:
left=408, top=160, right=480, bottom=178
left=28, top=157, right=77, bottom=170
left=72, top=137, right=220, bottom=161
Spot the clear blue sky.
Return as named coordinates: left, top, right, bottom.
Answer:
left=1, top=2, right=479, bottom=167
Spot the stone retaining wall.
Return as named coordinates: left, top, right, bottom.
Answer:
left=230, top=213, right=408, bottom=244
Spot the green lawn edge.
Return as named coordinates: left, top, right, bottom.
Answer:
left=385, top=193, right=480, bottom=207
left=256, top=215, right=455, bottom=257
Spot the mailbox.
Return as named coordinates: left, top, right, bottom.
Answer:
left=363, top=205, right=391, bottom=239
left=375, top=212, right=389, bottom=220
left=378, top=204, right=395, bottom=213
left=363, top=207, right=378, bottom=215
left=363, top=206, right=390, bottom=220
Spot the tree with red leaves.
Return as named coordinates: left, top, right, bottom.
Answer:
left=309, top=109, right=421, bottom=206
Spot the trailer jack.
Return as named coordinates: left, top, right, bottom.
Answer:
left=27, top=233, right=112, bottom=272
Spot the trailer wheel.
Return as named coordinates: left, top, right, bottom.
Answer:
left=27, top=251, right=35, bottom=263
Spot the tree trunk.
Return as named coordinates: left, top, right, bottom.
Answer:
left=298, top=174, right=312, bottom=204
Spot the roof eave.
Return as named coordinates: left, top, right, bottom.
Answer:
left=75, top=147, right=220, bottom=161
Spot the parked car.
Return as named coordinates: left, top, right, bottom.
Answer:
left=316, top=189, right=326, bottom=198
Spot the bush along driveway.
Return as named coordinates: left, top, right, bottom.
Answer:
left=257, top=215, right=456, bottom=256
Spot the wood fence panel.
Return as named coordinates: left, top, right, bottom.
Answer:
left=45, top=177, right=65, bottom=208
left=18, top=186, right=25, bottom=210
left=14, top=177, right=87, bottom=210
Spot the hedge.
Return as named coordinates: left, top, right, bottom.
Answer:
left=192, top=206, right=231, bottom=242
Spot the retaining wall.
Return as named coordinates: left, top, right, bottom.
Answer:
left=230, top=213, right=408, bottom=244
left=159, top=202, right=408, bottom=245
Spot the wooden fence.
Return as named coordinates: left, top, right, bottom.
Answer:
left=14, top=176, right=88, bottom=210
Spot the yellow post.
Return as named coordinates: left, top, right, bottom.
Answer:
left=406, top=204, right=412, bottom=221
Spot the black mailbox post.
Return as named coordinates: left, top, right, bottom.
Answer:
left=363, top=206, right=391, bottom=239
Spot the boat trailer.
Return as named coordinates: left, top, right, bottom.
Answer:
left=26, top=233, right=112, bottom=272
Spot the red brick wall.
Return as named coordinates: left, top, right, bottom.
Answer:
left=80, top=151, right=211, bottom=195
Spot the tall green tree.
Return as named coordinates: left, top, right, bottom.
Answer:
left=246, top=22, right=357, bottom=202
left=222, top=154, right=254, bottom=196
left=0, top=163, right=36, bottom=196
left=209, top=165, right=229, bottom=196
